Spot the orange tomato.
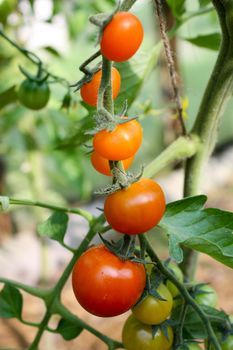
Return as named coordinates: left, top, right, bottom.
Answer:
left=80, top=67, right=121, bottom=106
left=101, top=12, right=144, bottom=62
left=93, top=119, right=142, bottom=160
left=91, top=151, right=134, bottom=176
left=104, top=178, right=166, bottom=235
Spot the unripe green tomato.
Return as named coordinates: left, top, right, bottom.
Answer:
left=132, top=283, right=173, bottom=325
left=177, top=343, right=202, bottom=350
left=18, top=79, right=50, bottom=110
left=0, top=0, right=17, bottom=22
left=166, top=261, right=184, bottom=297
left=122, top=314, right=174, bottom=350
left=195, top=284, right=217, bottom=307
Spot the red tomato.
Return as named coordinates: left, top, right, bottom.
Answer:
left=104, top=178, right=166, bottom=235
left=72, top=245, right=146, bottom=317
left=91, top=151, right=134, bottom=176
left=80, top=67, right=121, bottom=106
left=93, top=119, right=142, bottom=160
left=100, top=12, right=144, bottom=62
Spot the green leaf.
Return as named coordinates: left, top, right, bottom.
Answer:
left=199, top=0, right=211, bottom=7
left=37, top=211, right=68, bottom=244
left=115, top=43, right=161, bottom=113
left=0, top=86, right=18, bottom=110
left=184, top=33, right=221, bottom=51
left=160, top=195, right=233, bottom=268
left=166, top=0, right=186, bottom=18
left=56, top=318, right=83, bottom=340
left=0, top=284, right=23, bottom=319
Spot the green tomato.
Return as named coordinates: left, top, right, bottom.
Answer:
left=195, top=284, right=217, bottom=307
left=207, top=335, right=233, bottom=350
left=0, top=0, right=16, bottom=22
left=132, top=283, right=173, bottom=325
left=177, top=343, right=202, bottom=350
left=122, top=314, right=174, bottom=350
left=18, top=79, right=50, bottom=110
left=166, top=261, right=184, bottom=297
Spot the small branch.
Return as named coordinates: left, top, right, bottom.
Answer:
left=55, top=302, right=123, bottom=349
left=8, top=197, right=93, bottom=223
left=140, top=235, right=221, bottom=350
left=154, top=0, right=187, bottom=136
left=175, top=302, right=188, bottom=346
left=120, top=0, right=137, bottom=11
left=143, top=135, right=199, bottom=178
left=0, top=277, right=51, bottom=299
left=97, top=56, right=114, bottom=117
left=79, top=49, right=101, bottom=75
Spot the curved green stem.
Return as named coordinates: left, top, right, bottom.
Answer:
left=140, top=235, right=221, bottom=350
left=0, top=277, right=50, bottom=299
left=182, top=0, right=233, bottom=279
left=144, top=135, right=200, bottom=178
left=8, top=197, right=93, bottom=223
left=55, top=302, right=123, bottom=349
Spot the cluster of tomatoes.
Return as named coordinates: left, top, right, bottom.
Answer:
left=71, top=10, right=178, bottom=350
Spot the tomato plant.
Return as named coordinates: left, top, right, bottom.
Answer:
left=0, top=0, right=16, bottom=22
left=122, top=314, right=174, bottom=350
left=100, top=12, right=144, bottom=62
left=91, top=151, right=133, bottom=176
left=177, top=344, right=202, bottom=350
left=132, top=283, right=173, bottom=324
left=80, top=67, right=121, bottom=106
left=72, top=245, right=146, bottom=317
left=93, top=118, right=142, bottom=160
left=104, top=178, right=166, bottom=234
left=18, top=79, right=50, bottom=110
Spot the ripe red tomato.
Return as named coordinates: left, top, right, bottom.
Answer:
left=132, top=283, right=173, bottom=324
left=80, top=67, right=121, bottom=106
left=72, top=245, right=146, bottom=317
left=122, top=314, right=174, bottom=350
left=93, top=119, right=142, bottom=160
left=100, top=12, right=144, bottom=62
left=104, top=178, right=166, bottom=235
left=91, top=151, right=134, bottom=176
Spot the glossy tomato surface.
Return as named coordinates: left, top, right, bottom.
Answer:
left=195, top=284, right=217, bottom=307
left=18, top=79, right=50, bottom=110
left=72, top=245, right=146, bottom=317
left=91, top=151, right=134, bottom=176
left=122, top=314, right=173, bottom=350
left=101, top=12, right=144, bottom=62
left=132, top=283, right=173, bottom=324
left=104, top=178, right=166, bottom=234
left=80, top=67, right=121, bottom=106
left=93, top=119, right=142, bottom=160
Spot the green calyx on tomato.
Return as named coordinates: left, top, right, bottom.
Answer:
left=193, top=284, right=218, bottom=308
left=72, top=244, right=146, bottom=317
left=122, top=314, right=173, bottom=350
left=132, top=283, right=173, bottom=325
left=18, top=79, right=50, bottom=110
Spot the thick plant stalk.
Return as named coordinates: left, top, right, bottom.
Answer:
left=181, top=0, right=233, bottom=278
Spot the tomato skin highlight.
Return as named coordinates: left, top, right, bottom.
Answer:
left=195, top=284, right=218, bottom=307
left=93, top=119, right=142, bottom=160
left=18, top=79, right=50, bottom=110
left=72, top=245, right=146, bottom=317
left=80, top=67, right=121, bottom=106
left=132, top=283, right=173, bottom=325
left=101, top=12, right=144, bottom=62
left=91, top=151, right=134, bottom=176
left=104, top=178, right=166, bottom=235
left=122, top=314, right=174, bottom=350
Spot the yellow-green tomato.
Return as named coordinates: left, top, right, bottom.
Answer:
left=132, top=283, right=173, bottom=325
left=122, top=314, right=174, bottom=350
left=195, top=284, right=217, bottom=307
left=208, top=335, right=233, bottom=350
left=166, top=261, right=184, bottom=297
